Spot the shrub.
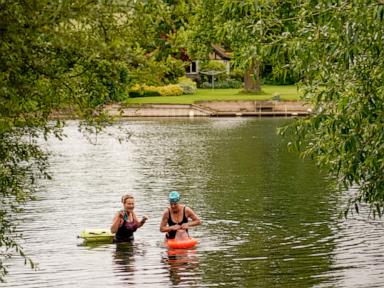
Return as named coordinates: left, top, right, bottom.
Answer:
left=129, top=58, right=165, bottom=86
left=177, top=77, right=197, bottom=94
left=128, top=91, right=143, bottom=98
left=178, top=83, right=196, bottom=94
left=144, top=90, right=161, bottom=96
left=230, top=67, right=245, bottom=82
left=163, top=56, right=186, bottom=84
left=221, top=79, right=243, bottom=88
left=129, top=84, right=183, bottom=97
left=199, top=82, right=212, bottom=89
left=177, top=76, right=197, bottom=87
left=157, top=84, right=183, bottom=96
left=200, top=60, right=228, bottom=83
left=200, top=60, right=226, bottom=72
left=198, top=79, right=242, bottom=89
left=128, top=90, right=161, bottom=98
left=262, top=64, right=299, bottom=85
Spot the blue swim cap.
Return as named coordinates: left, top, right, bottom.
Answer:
left=169, top=191, right=180, bottom=203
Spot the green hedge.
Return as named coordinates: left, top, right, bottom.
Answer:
left=199, top=79, right=243, bottom=89
left=128, top=90, right=161, bottom=98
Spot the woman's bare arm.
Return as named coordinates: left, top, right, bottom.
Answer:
left=132, top=211, right=148, bottom=228
left=111, top=212, right=122, bottom=233
left=181, top=207, right=201, bottom=229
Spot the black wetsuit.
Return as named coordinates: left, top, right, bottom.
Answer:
left=114, top=213, right=138, bottom=243
left=166, top=206, right=188, bottom=239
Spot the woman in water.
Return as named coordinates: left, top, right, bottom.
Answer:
left=111, top=194, right=148, bottom=243
left=160, top=191, right=201, bottom=240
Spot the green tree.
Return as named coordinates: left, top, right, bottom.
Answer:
left=124, top=0, right=196, bottom=85
left=0, top=0, right=199, bottom=280
left=0, top=0, right=141, bottom=281
left=279, top=0, right=384, bottom=215
left=191, top=0, right=384, bottom=214
left=189, top=0, right=298, bottom=92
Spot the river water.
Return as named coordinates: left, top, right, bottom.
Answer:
left=4, top=118, right=384, bottom=287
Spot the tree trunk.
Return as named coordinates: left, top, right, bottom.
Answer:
left=243, top=60, right=261, bottom=93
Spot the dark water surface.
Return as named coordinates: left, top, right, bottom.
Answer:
left=5, top=118, right=384, bottom=287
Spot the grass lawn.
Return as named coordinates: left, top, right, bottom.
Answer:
left=123, top=85, right=302, bottom=105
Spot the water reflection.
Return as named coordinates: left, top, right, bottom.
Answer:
left=114, top=242, right=136, bottom=275
left=197, top=119, right=338, bottom=287
left=161, top=249, right=200, bottom=286
left=4, top=118, right=384, bottom=287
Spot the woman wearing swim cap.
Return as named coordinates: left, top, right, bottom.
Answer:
left=111, top=194, right=148, bottom=243
left=160, top=191, right=201, bottom=240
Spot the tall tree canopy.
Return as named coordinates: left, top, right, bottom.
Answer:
left=2, top=0, right=384, bottom=282
left=280, top=0, right=384, bottom=215
left=0, top=0, right=138, bottom=281
left=0, top=0, right=197, bottom=281
left=189, top=0, right=298, bottom=92
left=191, top=0, right=384, bottom=213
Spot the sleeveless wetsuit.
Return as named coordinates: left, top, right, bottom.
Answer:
left=114, top=212, right=138, bottom=243
left=166, top=206, right=188, bottom=239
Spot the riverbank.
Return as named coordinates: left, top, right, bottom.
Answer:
left=123, top=87, right=302, bottom=105
left=107, top=100, right=311, bottom=117
left=50, top=86, right=310, bottom=119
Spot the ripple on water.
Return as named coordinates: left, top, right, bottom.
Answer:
left=5, top=119, right=384, bottom=287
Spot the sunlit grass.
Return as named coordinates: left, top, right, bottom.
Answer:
left=123, top=85, right=302, bottom=105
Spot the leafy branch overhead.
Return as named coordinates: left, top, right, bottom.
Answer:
left=0, top=0, right=199, bottom=281
left=190, top=0, right=383, bottom=213
left=1, top=0, right=384, bottom=283
left=278, top=1, right=384, bottom=215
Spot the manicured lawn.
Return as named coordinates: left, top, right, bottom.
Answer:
left=123, top=85, right=302, bottom=105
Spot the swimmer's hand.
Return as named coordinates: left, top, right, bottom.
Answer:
left=141, top=215, right=148, bottom=224
left=181, top=223, right=189, bottom=230
left=170, top=224, right=181, bottom=231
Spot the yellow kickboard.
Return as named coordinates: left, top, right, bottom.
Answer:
left=79, top=229, right=114, bottom=242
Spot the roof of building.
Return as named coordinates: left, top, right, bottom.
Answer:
left=211, top=44, right=232, bottom=60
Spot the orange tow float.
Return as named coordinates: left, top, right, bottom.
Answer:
left=166, top=237, right=198, bottom=249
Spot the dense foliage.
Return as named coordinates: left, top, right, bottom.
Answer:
left=189, top=0, right=299, bottom=92
left=0, top=0, right=135, bottom=281
left=279, top=0, right=384, bottom=215
left=191, top=0, right=384, bottom=214
left=0, top=1, right=113, bottom=281
left=2, top=0, right=384, bottom=282
left=0, top=0, right=198, bottom=280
